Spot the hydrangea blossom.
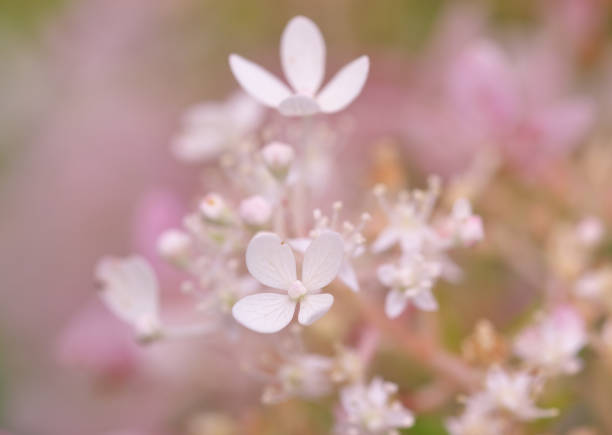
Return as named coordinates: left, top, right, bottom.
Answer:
left=172, top=92, right=263, bottom=163
left=232, top=230, right=344, bottom=333
left=377, top=254, right=442, bottom=317
left=514, top=305, right=587, bottom=375
left=229, top=16, right=369, bottom=116
left=336, top=377, right=414, bottom=435
left=96, top=256, right=161, bottom=341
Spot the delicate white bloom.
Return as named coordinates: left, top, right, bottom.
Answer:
left=262, top=354, right=334, bottom=404
left=199, top=193, right=230, bottom=223
left=514, top=305, right=586, bottom=375
left=229, top=16, right=369, bottom=116
left=484, top=366, right=557, bottom=421
left=157, top=229, right=192, bottom=265
left=232, top=231, right=344, bottom=333
left=451, top=198, right=484, bottom=246
left=291, top=205, right=369, bottom=292
left=446, top=393, right=508, bottom=435
left=574, top=267, right=612, bottom=300
left=336, top=377, right=414, bottom=435
left=377, top=254, right=442, bottom=317
left=239, top=195, right=272, bottom=228
left=575, top=216, right=604, bottom=247
left=372, top=179, right=441, bottom=254
left=95, top=256, right=161, bottom=340
left=172, top=92, right=263, bottom=163
left=261, top=142, right=295, bottom=180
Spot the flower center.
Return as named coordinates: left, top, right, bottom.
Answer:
left=288, top=280, right=308, bottom=301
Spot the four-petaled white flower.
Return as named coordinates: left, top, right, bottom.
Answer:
left=96, top=256, right=161, bottom=341
left=377, top=254, right=442, bottom=318
left=514, top=305, right=586, bottom=375
left=337, top=377, right=414, bottom=435
left=229, top=16, right=369, bottom=117
left=232, top=230, right=344, bottom=333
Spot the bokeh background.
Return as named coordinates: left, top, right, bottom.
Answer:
left=2, top=0, right=612, bottom=434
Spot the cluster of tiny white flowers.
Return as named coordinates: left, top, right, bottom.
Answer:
left=91, top=14, right=611, bottom=435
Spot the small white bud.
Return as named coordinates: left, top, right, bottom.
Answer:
left=199, top=193, right=228, bottom=223
left=157, top=229, right=191, bottom=264
left=239, top=195, right=272, bottom=227
left=261, top=142, right=295, bottom=180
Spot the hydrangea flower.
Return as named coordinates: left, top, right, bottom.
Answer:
left=229, top=16, right=369, bottom=116
left=377, top=254, right=442, bottom=317
left=96, top=256, right=161, bottom=341
left=514, top=305, right=586, bottom=375
left=483, top=366, right=557, bottom=421
left=232, top=230, right=344, bottom=333
left=172, top=91, right=263, bottom=163
left=336, top=377, right=414, bottom=435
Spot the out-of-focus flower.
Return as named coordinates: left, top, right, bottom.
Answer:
left=336, top=377, right=414, bottom=435
left=483, top=366, right=557, bottom=421
left=96, top=256, right=161, bottom=341
left=575, top=216, right=605, bottom=247
left=262, top=354, right=334, bottom=404
left=574, top=267, right=612, bottom=300
left=171, top=92, right=263, bottom=163
left=239, top=195, right=272, bottom=228
left=232, top=231, right=344, bottom=333
left=514, top=305, right=587, bottom=375
left=438, top=198, right=484, bottom=247
left=199, top=193, right=231, bottom=224
left=372, top=178, right=441, bottom=254
left=229, top=16, right=369, bottom=116
left=260, top=142, right=295, bottom=181
left=446, top=393, right=508, bottom=435
left=156, top=229, right=192, bottom=266
left=377, top=254, right=442, bottom=317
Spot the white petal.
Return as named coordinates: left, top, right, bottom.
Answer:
left=371, top=227, right=400, bottom=253
left=317, top=55, right=369, bottom=113
left=298, top=293, right=334, bottom=325
left=229, top=54, right=292, bottom=108
left=338, top=259, right=359, bottom=292
left=281, top=16, right=325, bottom=96
left=385, top=289, right=408, bottom=319
left=278, top=95, right=320, bottom=116
left=377, top=263, right=396, bottom=287
left=302, top=231, right=344, bottom=291
left=96, top=256, right=159, bottom=328
left=246, top=232, right=297, bottom=289
left=232, top=293, right=296, bottom=333
left=413, top=289, right=439, bottom=311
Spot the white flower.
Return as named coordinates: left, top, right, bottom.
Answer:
left=514, top=305, right=586, bottom=375
left=371, top=179, right=441, bottom=254
left=446, top=393, right=508, bottom=435
left=574, top=267, right=612, bottom=300
left=377, top=255, right=442, bottom=318
left=575, top=216, right=604, bottom=247
left=232, top=230, right=344, bottom=333
left=262, top=354, right=334, bottom=404
left=95, top=256, right=161, bottom=340
left=239, top=195, right=272, bottom=228
left=450, top=198, right=484, bottom=246
left=229, top=16, right=369, bottom=117
left=199, top=193, right=230, bottom=223
left=484, top=367, right=557, bottom=421
left=172, top=91, right=263, bottom=163
left=336, top=377, right=414, bottom=435
left=157, top=229, right=192, bottom=265
left=261, top=142, right=295, bottom=180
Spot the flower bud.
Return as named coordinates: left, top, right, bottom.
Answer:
left=157, top=229, right=191, bottom=265
left=199, top=193, right=229, bottom=223
left=239, top=195, right=272, bottom=228
left=261, top=142, right=294, bottom=180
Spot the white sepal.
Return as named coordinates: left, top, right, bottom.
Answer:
left=317, top=55, right=369, bottom=113
left=232, top=293, right=296, bottom=333
left=302, top=231, right=344, bottom=291
left=229, top=54, right=291, bottom=107
left=298, top=293, right=334, bottom=325
left=246, top=232, right=297, bottom=289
